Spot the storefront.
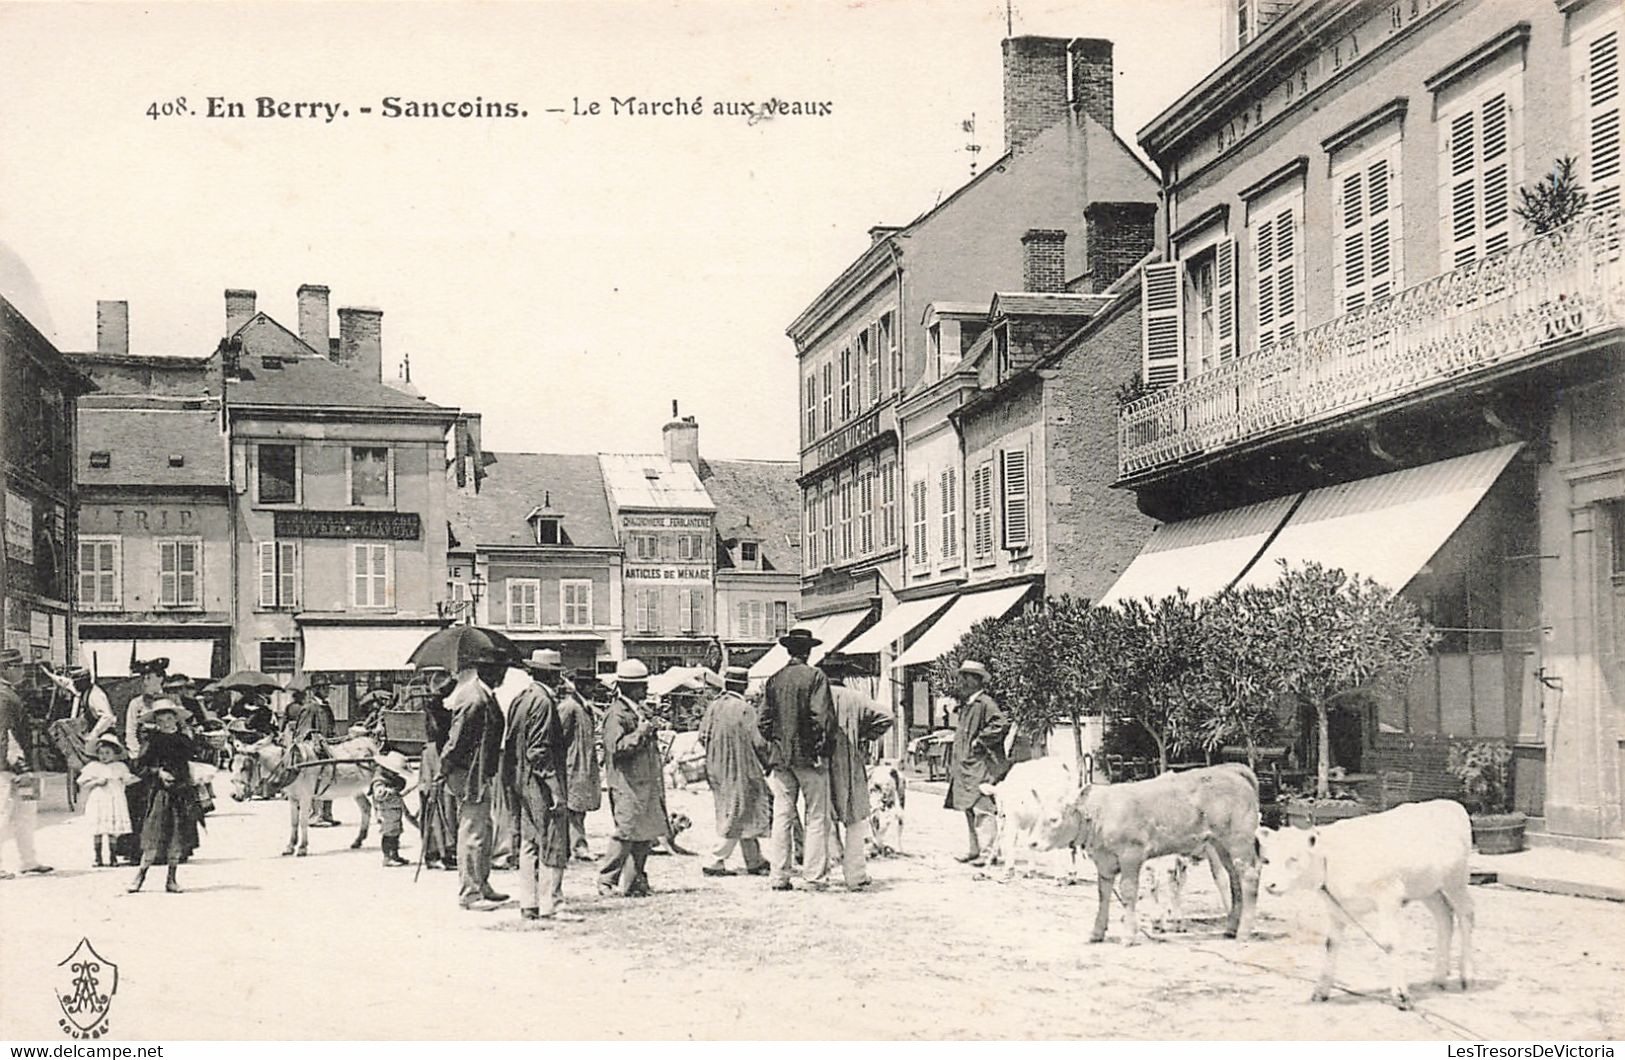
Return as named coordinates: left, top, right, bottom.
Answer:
left=299, top=620, right=443, bottom=721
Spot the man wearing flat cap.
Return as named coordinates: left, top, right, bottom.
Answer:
left=441, top=651, right=512, bottom=909
left=0, top=648, right=53, bottom=878
left=502, top=649, right=581, bottom=921
left=946, top=659, right=1009, bottom=866
left=697, top=665, right=771, bottom=877
left=759, top=627, right=837, bottom=891
left=597, top=658, right=669, bottom=897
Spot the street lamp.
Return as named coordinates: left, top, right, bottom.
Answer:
left=466, top=572, right=487, bottom=626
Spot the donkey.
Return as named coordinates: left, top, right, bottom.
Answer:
left=231, top=733, right=377, bottom=856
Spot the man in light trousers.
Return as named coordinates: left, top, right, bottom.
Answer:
left=758, top=627, right=837, bottom=891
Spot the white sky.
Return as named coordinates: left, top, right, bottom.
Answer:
left=0, top=0, right=1221, bottom=461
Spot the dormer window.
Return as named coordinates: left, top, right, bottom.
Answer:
left=740, top=541, right=758, bottom=564
left=526, top=492, right=564, bottom=546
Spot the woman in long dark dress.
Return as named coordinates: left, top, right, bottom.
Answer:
left=128, top=699, right=201, bottom=894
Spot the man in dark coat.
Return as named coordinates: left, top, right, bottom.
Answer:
left=597, top=659, right=668, bottom=897
left=559, top=672, right=601, bottom=860
left=945, top=660, right=1009, bottom=865
left=759, top=627, right=837, bottom=891
left=698, top=666, right=771, bottom=876
left=441, top=652, right=511, bottom=910
left=824, top=654, right=893, bottom=890
left=502, top=649, right=582, bottom=921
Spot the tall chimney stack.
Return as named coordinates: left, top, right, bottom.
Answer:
left=662, top=402, right=701, bottom=469
left=1022, top=229, right=1068, bottom=293
left=336, top=307, right=384, bottom=381
left=96, top=300, right=129, bottom=357
left=1083, top=202, right=1157, bottom=293
left=297, top=284, right=330, bottom=355
left=1002, top=36, right=1071, bottom=154
left=1067, top=38, right=1116, bottom=134
left=225, top=289, right=256, bottom=334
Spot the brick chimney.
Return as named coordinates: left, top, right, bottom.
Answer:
left=96, top=300, right=128, bottom=357
left=297, top=284, right=330, bottom=355
left=336, top=306, right=383, bottom=381
left=1022, top=229, right=1068, bottom=293
left=1083, top=202, right=1157, bottom=293
left=1068, top=38, right=1115, bottom=134
left=1002, top=36, right=1071, bottom=154
left=225, top=289, right=256, bottom=334
left=662, top=400, right=701, bottom=468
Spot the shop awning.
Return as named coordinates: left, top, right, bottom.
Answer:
left=301, top=625, right=440, bottom=672
left=78, top=639, right=216, bottom=679
left=891, top=584, right=1033, bottom=670
left=840, top=596, right=956, bottom=656
left=1096, top=495, right=1299, bottom=607
left=747, top=607, right=871, bottom=679
left=1233, top=443, right=1523, bottom=593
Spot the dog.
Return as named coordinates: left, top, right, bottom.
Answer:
left=865, top=762, right=905, bottom=856
left=651, top=810, right=695, bottom=856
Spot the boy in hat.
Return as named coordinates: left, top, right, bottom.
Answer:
left=760, top=627, right=837, bottom=891
left=947, top=660, right=1009, bottom=866
left=697, top=666, right=771, bottom=877
left=371, top=751, right=413, bottom=867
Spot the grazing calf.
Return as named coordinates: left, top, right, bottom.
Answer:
left=1258, top=799, right=1474, bottom=1010
left=1074, top=763, right=1261, bottom=945
left=979, top=756, right=1086, bottom=882
left=865, top=763, right=905, bottom=855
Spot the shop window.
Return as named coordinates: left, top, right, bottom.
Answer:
left=260, top=640, right=297, bottom=673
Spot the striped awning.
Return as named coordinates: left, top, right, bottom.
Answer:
left=1096, top=495, right=1298, bottom=607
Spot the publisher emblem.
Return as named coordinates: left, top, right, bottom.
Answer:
left=56, top=937, right=117, bottom=1038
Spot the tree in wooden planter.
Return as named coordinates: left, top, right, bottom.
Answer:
left=1244, top=561, right=1434, bottom=801
left=1191, top=584, right=1287, bottom=770
left=1446, top=739, right=1527, bottom=854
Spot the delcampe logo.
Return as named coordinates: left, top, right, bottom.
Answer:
left=55, top=937, right=118, bottom=1039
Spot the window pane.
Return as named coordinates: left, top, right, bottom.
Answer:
left=259, top=445, right=297, bottom=504
left=351, top=447, right=390, bottom=506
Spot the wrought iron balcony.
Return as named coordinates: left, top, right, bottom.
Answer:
left=1119, top=209, right=1625, bottom=479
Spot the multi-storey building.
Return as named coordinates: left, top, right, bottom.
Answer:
left=216, top=287, right=460, bottom=719
left=71, top=303, right=231, bottom=679
left=796, top=34, right=1159, bottom=742
left=449, top=450, right=623, bottom=675
left=2, top=293, right=93, bottom=670
left=1109, top=0, right=1624, bottom=838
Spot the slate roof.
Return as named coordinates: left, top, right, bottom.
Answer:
left=449, top=451, right=617, bottom=549
left=701, top=458, right=802, bottom=574
left=78, top=405, right=228, bottom=488
left=598, top=453, right=714, bottom=512
left=989, top=292, right=1114, bottom=318
left=224, top=315, right=449, bottom=414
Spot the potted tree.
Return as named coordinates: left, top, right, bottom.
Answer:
left=1447, top=740, right=1527, bottom=854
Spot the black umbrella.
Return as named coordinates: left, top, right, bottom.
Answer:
left=208, top=670, right=284, bottom=693
left=407, top=625, right=521, bottom=673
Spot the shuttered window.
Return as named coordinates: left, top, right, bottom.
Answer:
left=352, top=543, right=393, bottom=609
left=804, top=375, right=818, bottom=442
left=804, top=491, right=818, bottom=569
left=971, top=462, right=994, bottom=561
left=678, top=588, right=701, bottom=633
left=1580, top=25, right=1622, bottom=215
left=561, top=580, right=592, bottom=628
left=880, top=461, right=898, bottom=549
left=1001, top=448, right=1030, bottom=550
left=822, top=487, right=835, bottom=566
left=257, top=540, right=299, bottom=610
left=1334, top=141, right=1404, bottom=314
left=507, top=578, right=540, bottom=627
left=158, top=539, right=201, bottom=608
left=910, top=479, right=929, bottom=568
left=1140, top=262, right=1184, bottom=388
left=1214, top=238, right=1238, bottom=363
left=840, top=478, right=854, bottom=559
left=1253, top=195, right=1300, bottom=351
left=821, top=362, right=834, bottom=432
left=78, top=536, right=121, bottom=610
left=866, top=324, right=882, bottom=407
left=1439, top=81, right=1521, bottom=271
left=939, top=467, right=958, bottom=562
left=859, top=468, right=875, bottom=554
left=840, top=346, right=854, bottom=421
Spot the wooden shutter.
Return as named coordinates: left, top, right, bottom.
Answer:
left=1214, top=238, right=1238, bottom=362
left=279, top=541, right=298, bottom=609
left=939, top=468, right=957, bottom=559
left=259, top=542, right=277, bottom=608
left=159, top=541, right=177, bottom=606
left=1445, top=106, right=1480, bottom=269
left=1001, top=448, right=1029, bottom=550
left=1480, top=91, right=1513, bottom=256
left=1140, top=262, right=1184, bottom=388
left=911, top=480, right=928, bottom=565
left=1335, top=147, right=1401, bottom=313
left=678, top=589, right=692, bottom=632
left=178, top=542, right=198, bottom=606
left=1587, top=28, right=1622, bottom=213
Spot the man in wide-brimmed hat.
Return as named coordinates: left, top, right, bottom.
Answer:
left=946, top=659, right=1009, bottom=866
left=0, top=648, right=53, bottom=879
left=502, top=649, right=582, bottom=921
left=760, top=627, right=838, bottom=891
left=597, top=658, right=670, bottom=897
left=441, top=649, right=512, bottom=910
left=698, top=665, right=771, bottom=877
left=823, top=653, right=893, bottom=890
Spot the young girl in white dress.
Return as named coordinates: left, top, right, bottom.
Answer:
left=78, top=734, right=133, bottom=867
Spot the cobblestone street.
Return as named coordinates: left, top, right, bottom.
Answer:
left=2, top=783, right=1621, bottom=1041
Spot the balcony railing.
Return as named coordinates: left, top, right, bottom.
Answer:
left=1119, top=209, right=1625, bottom=479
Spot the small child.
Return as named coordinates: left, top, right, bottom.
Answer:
left=77, top=734, right=133, bottom=867
left=371, top=751, right=411, bottom=867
